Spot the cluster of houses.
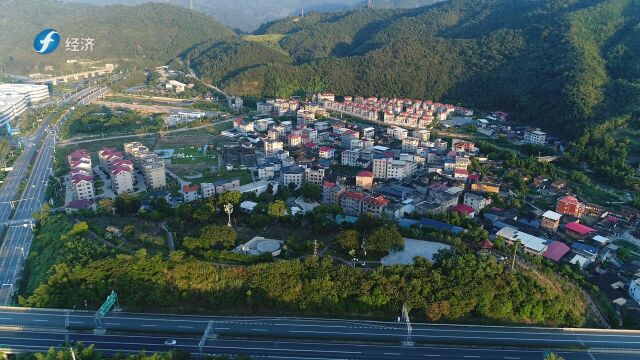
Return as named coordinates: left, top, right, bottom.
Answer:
left=65, top=141, right=167, bottom=212
left=314, top=92, right=470, bottom=129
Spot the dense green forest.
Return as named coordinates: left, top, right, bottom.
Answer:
left=20, top=207, right=586, bottom=326
left=184, top=0, right=640, bottom=137
left=0, top=0, right=235, bottom=74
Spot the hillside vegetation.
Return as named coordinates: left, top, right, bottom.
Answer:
left=0, top=0, right=235, bottom=74
left=184, top=0, right=640, bottom=137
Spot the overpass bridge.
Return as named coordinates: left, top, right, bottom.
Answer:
left=28, top=65, right=116, bottom=85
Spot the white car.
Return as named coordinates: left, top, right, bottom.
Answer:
left=164, top=339, right=177, bottom=346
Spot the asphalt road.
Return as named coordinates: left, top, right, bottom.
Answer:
left=0, top=85, right=109, bottom=305
left=0, top=307, right=637, bottom=354
left=0, top=328, right=635, bottom=360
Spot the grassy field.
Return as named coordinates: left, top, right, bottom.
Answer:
left=170, top=147, right=217, bottom=165
left=242, top=34, right=287, bottom=55
left=60, top=105, right=163, bottom=139
left=192, top=169, right=252, bottom=185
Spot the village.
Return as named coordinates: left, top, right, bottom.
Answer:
left=58, top=88, right=640, bottom=326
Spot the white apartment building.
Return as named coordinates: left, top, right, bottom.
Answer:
left=110, top=160, right=135, bottom=195
left=304, top=168, right=325, bottom=186
left=71, top=175, right=95, bottom=200
left=463, top=192, right=491, bottom=213
left=281, top=166, right=305, bottom=188
left=524, top=130, right=547, bottom=145
left=402, top=137, right=420, bottom=153
left=341, top=149, right=360, bottom=167
left=264, top=140, right=284, bottom=155
left=372, top=157, right=388, bottom=179
left=201, top=183, right=216, bottom=198
left=387, top=126, right=408, bottom=140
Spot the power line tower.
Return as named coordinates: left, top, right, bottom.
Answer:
left=367, top=0, right=374, bottom=9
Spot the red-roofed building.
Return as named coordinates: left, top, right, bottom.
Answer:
left=565, top=221, right=596, bottom=239
left=319, top=146, right=335, bottom=159
left=556, top=195, right=584, bottom=217
left=454, top=168, right=469, bottom=180
left=182, top=184, right=200, bottom=202
left=543, top=241, right=570, bottom=261
left=339, top=191, right=389, bottom=217
left=452, top=204, right=475, bottom=218
left=480, top=239, right=494, bottom=250
left=322, top=181, right=344, bottom=205
left=356, top=170, right=374, bottom=190
left=65, top=199, right=96, bottom=214
left=110, top=159, right=134, bottom=195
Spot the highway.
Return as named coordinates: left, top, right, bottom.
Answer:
left=0, top=85, right=110, bottom=305
left=0, top=329, right=631, bottom=360
left=0, top=307, right=635, bottom=357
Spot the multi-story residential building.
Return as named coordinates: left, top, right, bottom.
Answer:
left=402, top=137, right=420, bottom=153
left=356, top=170, right=374, bottom=190
left=71, top=174, right=95, bottom=200
left=110, top=159, right=135, bottom=195
left=361, top=195, right=389, bottom=217
left=372, top=157, right=388, bottom=179
left=387, top=126, right=408, bottom=140
left=257, top=164, right=276, bottom=180
left=463, top=192, right=490, bottom=213
left=201, top=182, right=216, bottom=199
left=256, top=102, right=274, bottom=115
left=362, top=127, right=375, bottom=139
left=281, top=166, right=305, bottom=188
left=98, top=147, right=124, bottom=172
left=182, top=184, right=200, bottom=202
left=124, top=142, right=166, bottom=190
left=319, top=146, right=335, bottom=159
left=254, top=118, right=273, bottom=132
left=524, top=130, right=547, bottom=145
left=556, top=195, right=584, bottom=217
left=341, top=130, right=359, bottom=148
left=322, top=181, right=345, bottom=205
left=341, top=149, right=360, bottom=167
left=288, top=134, right=302, bottom=147
left=209, top=178, right=241, bottom=194
left=264, top=140, right=284, bottom=156
left=304, top=168, right=325, bottom=186
left=541, top=210, right=562, bottom=232
left=339, top=190, right=389, bottom=217
left=386, top=159, right=415, bottom=180
left=413, top=129, right=430, bottom=142
left=340, top=191, right=366, bottom=216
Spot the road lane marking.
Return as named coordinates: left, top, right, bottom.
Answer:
left=141, top=324, right=156, bottom=327
left=463, top=357, right=481, bottom=359
left=251, top=328, right=268, bottom=332
left=178, top=325, right=194, bottom=329
left=0, top=318, right=12, bottom=320
left=504, top=357, right=520, bottom=359
left=68, top=321, right=84, bottom=324
left=384, top=353, right=401, bottom=356
left=105, top=322, right=120, bottom=326
left=32, top=320, right=48, bottom=322
left=214, top=327, right=230, bottom=330
left=424, top=356, right=441, bottom=358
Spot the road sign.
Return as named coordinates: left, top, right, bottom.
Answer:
left=97, top=290, right=118, bottom=318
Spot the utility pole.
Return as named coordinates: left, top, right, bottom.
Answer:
left=511, top=241, right=518, bottom=270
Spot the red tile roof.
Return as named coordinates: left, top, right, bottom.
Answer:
left=452, top=204, right=474, bottom=215
left=323, top=181, right=336, bottom=188
left=565, top=221, right=596, bottom=236
left=357, top=171, right=374, bottom=178
left=543, top=241, right=570, bottom=261
left=559, top=195, right=580, bottom=205
left=362, top=195, right=389, bottom=207
left=183, top=184, right=200, bottom=192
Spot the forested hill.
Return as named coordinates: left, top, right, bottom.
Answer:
left=0, top=0, right=235, bottom=74
left=184, top=0, right=640, bottom=137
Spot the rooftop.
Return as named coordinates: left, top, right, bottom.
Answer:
left=565, top=221, right=596, bottom=236
left=542, top=210, right=562, bottom=221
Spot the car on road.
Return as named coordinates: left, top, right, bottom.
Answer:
left=164, top=339, right=177, bottom=346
